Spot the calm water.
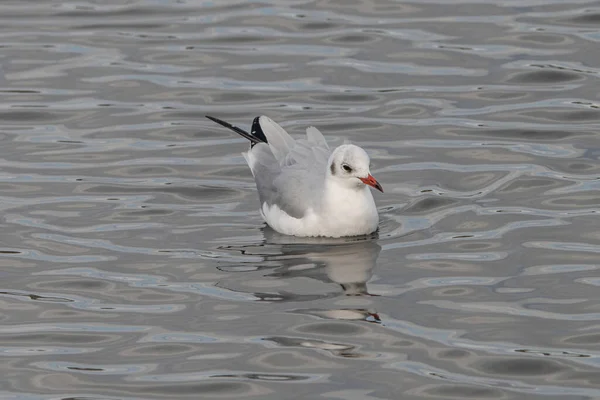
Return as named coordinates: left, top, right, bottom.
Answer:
left=1, top=1, right=600, bottom=399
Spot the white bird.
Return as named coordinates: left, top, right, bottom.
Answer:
left=206, top=115, right=383, bottom=237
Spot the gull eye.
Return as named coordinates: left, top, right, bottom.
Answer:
left=342, top=164, right=352, bottom=173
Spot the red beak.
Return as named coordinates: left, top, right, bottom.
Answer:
left=359, top=174, right=383, bottom=192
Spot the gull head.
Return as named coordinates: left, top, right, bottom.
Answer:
left=328, top=144, right=383, bottom=192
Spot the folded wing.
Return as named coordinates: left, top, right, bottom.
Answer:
left=246, top=116, right=331, bottom=218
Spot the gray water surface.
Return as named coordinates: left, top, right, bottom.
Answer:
left=1, top=1, right=600, bottom=399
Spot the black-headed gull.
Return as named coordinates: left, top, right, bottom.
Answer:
left=206, top=115, right=383, bottom=237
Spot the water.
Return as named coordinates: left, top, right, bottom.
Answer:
left=1, top=0, right=600, bottom=399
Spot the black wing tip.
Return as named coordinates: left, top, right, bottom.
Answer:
left=205, top=115, right=266, bottom=146
left=250, top=116, right=268, bottom=146
left=205, top=115, right=226, bottom=125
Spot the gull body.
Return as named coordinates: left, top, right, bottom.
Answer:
left=206, top=115, right=383, bottom=237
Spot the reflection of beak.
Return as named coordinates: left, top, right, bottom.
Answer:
left=368, top=312, right=381, bottom=323
left=359, top=174, right=383, bottom=192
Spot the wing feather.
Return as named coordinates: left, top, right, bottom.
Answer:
left=246, top=117, right=332, bottom=219
left=258, top=116, right=295, bottom=162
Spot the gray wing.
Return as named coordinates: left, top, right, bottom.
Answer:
left=245, top=117, right=331, bottom=218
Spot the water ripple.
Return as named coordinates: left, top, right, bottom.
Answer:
left=1, top=0, right=599, bottom=398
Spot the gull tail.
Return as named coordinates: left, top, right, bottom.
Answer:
left=206, top=115, right=268, bottom=148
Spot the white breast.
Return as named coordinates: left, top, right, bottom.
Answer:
left=260, top=181, right=379, bottom=237
left=318, top=181, right=379, bottom=237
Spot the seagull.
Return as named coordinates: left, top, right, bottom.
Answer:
left=206, top=115, right=383, bottom=237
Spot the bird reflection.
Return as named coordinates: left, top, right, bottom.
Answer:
left=262, top=227, right=381, bottom=296
left=217, top=227, right=382, bottom=323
